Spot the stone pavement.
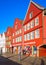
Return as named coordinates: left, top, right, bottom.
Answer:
left=2, top=52, right=46, bottom=65
left=0, top=55, right=21, bottom=65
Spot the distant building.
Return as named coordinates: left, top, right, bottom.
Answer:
left=0, top=33, right=6, bottom=54
left=5, top=27, right=13, bottom=53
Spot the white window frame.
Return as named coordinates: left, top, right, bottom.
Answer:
left=35, top=17, right=39, bottom=26
left=13, top=39, right=14, bottom=43
left=27, top=23, right=30, bottom=30
left=27, top=33, right=30, bottom=40
left=19, top=29, right=21, bottom=33
left=35, top=29, right=40, bottom=38
left=24, top=34, right=27, bottom=41
left=29, top=12, right=33, bottom=18
left=31, top=20, right=34, bottom=28
left=24, top=25, right=27, bottom=31
left=13, top=33, right=14, bottom=36
left=30, top=31, right=34, bottom=39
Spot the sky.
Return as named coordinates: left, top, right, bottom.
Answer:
left=0, top=0, right=46, bottom=34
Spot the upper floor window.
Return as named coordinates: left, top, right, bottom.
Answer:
left=31, top=20, right=34, bottom=28
left=35, top=17, right=39, bottom=26
left=35, top=29, right=40, bottom=38
left=19, top=29, right=22, bottom=33
left=24, top=34, right=27, bottom=41
left=24, top=25, right=27, bottom=31
left=13, top=33, right=14, bottom=36
left=30, top=31, right=34, bottom=39
left=29, top=12, right=33, bottom=18
left=13, top=39, right=14, bottom=43
left=27, top=33, right=30, bottom=40
left=27, top=23, right=31, bottom=30
left=19, top=36, right=22, bottom=42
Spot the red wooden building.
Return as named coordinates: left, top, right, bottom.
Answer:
left=6, top=27, right=13, bottom=52
left=23, top=1, right=46, bottom=57
left=11, top=18, right=23, bottom=54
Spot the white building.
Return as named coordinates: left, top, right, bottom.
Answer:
left=0, top=33, right=6, bottom=54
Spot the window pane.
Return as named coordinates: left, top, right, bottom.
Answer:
left=35, top=29, right=40, bottom=38
left=27, top=23, right=31, bottom=30
left=35, top=17, right=39, bottom=26
left=30, top=31, right=34, bottom=39
left=24, top=34, right=27, bottom=41
left=29, top=12, right=33, bottom=18
left=24, top=25, right=27, bottom=31
left=31, top=20, right=34, bottom=28
left=27, top=33, right=30, bottom=40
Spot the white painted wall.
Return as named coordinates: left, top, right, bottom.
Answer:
left=0, top=33, right=6, bottom=54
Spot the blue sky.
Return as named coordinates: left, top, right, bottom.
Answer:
left=0, top=0, right=46, bottom=34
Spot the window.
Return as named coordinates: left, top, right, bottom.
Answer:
left=13, top=39, right=14, bottom=43
left=15, top=25, right=18, bottom=29
left=31, top=20, right=34, bottom=28
left=27, top=23, right=30, bottom=30
left=24, top=25, right=27, bottom=31
left=27, top=33, right=30, bottom=40
left=16, top=38, right=17, bottom=42
left=35, top=29, right=40, bottom=38
left=35, top=17, right=39, bottom=26
left=20, top=36, right=22, bottom=42
left=19, top=29, right=22, bottom=33
left=24, top=34, right=27, bottom=41
left=13, top=33, right=14, bottom=36
left=29, top=12, right=33, bottom=18
left=30, top=31, right=34, bottom=39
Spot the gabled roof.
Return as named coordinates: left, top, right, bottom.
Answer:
left=23, top=0, right=45, bottom=24
left=31, top=1, right=44, bottom=10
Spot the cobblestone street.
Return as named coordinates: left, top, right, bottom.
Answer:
left=1, top=52, right=46, bottom=65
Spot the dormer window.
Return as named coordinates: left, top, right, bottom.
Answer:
left=29, top=12, right=33, bottom=18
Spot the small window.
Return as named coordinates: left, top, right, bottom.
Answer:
left=20, top=29, right=22, bottom=33
left=24, top=25, right=27, bottom=31
left=27, top=23, right=31, bottom=30
left=13, top=33, right=14, bottom=36
left=27, top=33, right=30, bottom=40
left=24, top=34, right=27, bottom=41
left=35, top=17, right=39, bottom=26
left=13, top=39, right=14, bottom=43
left=31, top=20, right=34, bottom=28
left=29, top=12, right=33, bottom=18
left=30, top=31, right=34, bottom=39
left=35, top=29, right=40, bottom=38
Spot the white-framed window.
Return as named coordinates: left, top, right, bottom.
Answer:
left=20, top=36, right=22, bottom=42
left=29, top=12, right=33, bottom=18
left=13, top=33, right=14, bottom=36
left=13, top=39, right=14, bottom=43
left=24, top=34, right=27, bottom=41
left=24, top=25, right=27, bottom=31
left=16, top=31, right=18, bottom=35
left=35, top=29, right=40, bottom=38
left=31, top=20, right=34, bottom=28
left=27, top=33, right=30, bottom=40
left=27, top=23, right=31, bottom=30
left=35, top=17, right=39, bottom=26
left=18, top=31, right=19, bottom=34
left=16, top=38, right=17, bottom=42
left=19, top=29, right=22, bottom=33
left=30, top=31, right=34, bottom=39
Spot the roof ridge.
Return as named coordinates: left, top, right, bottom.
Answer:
left=31, top=0, right=44, bottom=10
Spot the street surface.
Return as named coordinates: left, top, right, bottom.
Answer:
left=0, top=52, right=46, bottom=65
